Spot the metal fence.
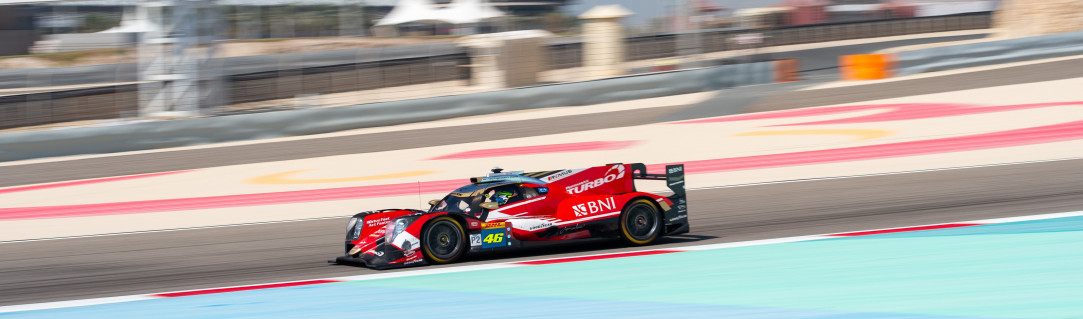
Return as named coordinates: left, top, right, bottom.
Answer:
left=0, top=11, right=993, bottom=131
left=224, top=48, right=468, bottom=106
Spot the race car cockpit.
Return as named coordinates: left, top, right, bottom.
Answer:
left=429, top=183, right=539, bottom=219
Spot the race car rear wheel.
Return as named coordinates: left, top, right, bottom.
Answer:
left=421, top=216, right=467, bottom=264
left=619, top=199, right=661, bottom=245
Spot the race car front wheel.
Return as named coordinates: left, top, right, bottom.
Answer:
left=619, top=199, right=661, bottom=245
left=421, top=216, right=467, bottom=264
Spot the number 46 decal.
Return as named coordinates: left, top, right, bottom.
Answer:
left=483, top=233, right=503, bottom=243
left=480, top=227, right=509, bottom=249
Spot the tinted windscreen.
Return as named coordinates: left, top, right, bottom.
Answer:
left=429, top=194, right=483, bottom=214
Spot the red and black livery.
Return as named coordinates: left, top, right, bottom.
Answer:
left=332, top=163, right=688, bottom=269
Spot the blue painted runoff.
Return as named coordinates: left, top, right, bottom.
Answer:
left=6, top=215, right=1083, bottom=319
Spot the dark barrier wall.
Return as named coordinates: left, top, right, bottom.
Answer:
left=227, top=53, right=467, bottom=104
left=0, top=62, right=774, bottom=162
left=0, top=85, right=139, bottom=129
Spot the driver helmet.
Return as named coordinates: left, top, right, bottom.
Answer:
left=489, top=190, right=516, bottom=205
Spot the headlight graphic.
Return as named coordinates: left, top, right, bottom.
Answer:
left=346, top=217, right=358, bottom=232
left=385, top=218, right=409, bottom=242
left=349, top=217, right=364, bottom=240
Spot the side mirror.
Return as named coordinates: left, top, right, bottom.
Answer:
left=480, top=202, right=499, bottom=210
left=428, top=199, right=440, bottom=207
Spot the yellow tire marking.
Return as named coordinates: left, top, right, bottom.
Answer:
left=734, top=129, right=893, bottom=141
left=246, top=170, right=438, bottom=185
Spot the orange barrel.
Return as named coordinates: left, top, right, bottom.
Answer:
left=840, top=54, right=895, bottom=80
left=773, top=59, right=800, bottom=82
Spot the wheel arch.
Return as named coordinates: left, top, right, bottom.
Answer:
left=622, top=194, right=664, bottom=214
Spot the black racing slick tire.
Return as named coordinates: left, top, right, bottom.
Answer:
left=619, top=199, right=662, bottom=245
left=421, top=216, right=467, bottom=264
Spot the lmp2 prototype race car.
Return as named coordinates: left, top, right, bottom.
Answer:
left=333, top=163, right=689, bottom=269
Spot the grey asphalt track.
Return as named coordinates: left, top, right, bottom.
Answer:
left=2, top=158, right=1082, bottom=306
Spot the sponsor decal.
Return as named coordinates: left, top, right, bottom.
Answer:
left=537, top=187, right=549, bottom=194
left=572, top=197, right=617, bottom=217
left=470, top=221, right=479, bottom=228
left=527, top=221, right=556, bottom=231
left=365, top=216, right=391, bottom=227
left=566, top=165, right=625, bottom=194
left=481, top=222, right=506, bottom=229
left=403, top=256, right=424, bottom=265
left=542, top=169, right=576, bottom=182
left=667, top=166, right=683, bottom=174
left=556, top=224, right=584, bottom=235
left=508, top=219, right=555, bottom=232
left=669, top=214, right=688, bottom=222
left=477, top=176, right=513, bottom=183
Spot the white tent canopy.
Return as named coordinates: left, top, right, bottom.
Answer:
left=97, top=8, right=158, bottom=33
left=375, top=0, right=505, bottom=26
left=98, top=18, right=158, bottom=33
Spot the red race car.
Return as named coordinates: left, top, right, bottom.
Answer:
left=332, top=163, right=688, bottom=269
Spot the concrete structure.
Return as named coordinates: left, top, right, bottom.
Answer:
left=579, top=5, right=631, bottom=80
left=39, top=32, right=138, bottom=52
left=137, top=0, right=223, bottom=117
left=457, top=30, right=550, bottom=89
left=995, top=0, right=1083, bottom=38
left=734, top=7, right=789, bottom=28
left=913, top=0, right=994, bottom=17
left=777, top=0, right=829, bottom=25
left=0, top=5, right=36, bottom=56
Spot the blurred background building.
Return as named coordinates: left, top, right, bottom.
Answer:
left=0, top=0, right=1002, bottom=54
left=0, top=0, right=1007, bottom=129
left=0, top=5, right=37, bottom=55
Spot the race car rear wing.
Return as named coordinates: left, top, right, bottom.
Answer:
left=629, top=163, right=685, bottom=197
left=630, top=163, right=688, bottom=235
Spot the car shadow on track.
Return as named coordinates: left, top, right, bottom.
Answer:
left=327, top=235, right=717, bottom=270
left=459, top=234, right=718, bottom=264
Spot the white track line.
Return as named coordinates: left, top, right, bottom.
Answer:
left=0, top=296, right=157, bottom=314
left=3, top=209, right=1082, bottom=314
left=3, top=156, right=1081, bottom=244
